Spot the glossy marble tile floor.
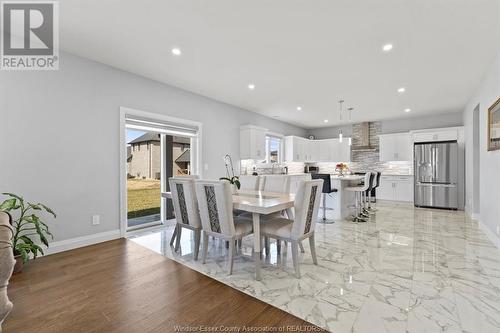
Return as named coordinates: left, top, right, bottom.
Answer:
left=129, top=202, right=500, bottom=333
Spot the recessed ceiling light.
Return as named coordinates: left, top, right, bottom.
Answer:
left=404, top=108, right=411, bottom=113
left=398, top=87, right=406, bottom=93
left=382, top=44, right=393, bottom=52
left=171, top=48, right=181, bottom=56
left=324, top=119, right=329, bottom=123
left=297, top=106, right=302, bottom=111
left=248, top=83, right=255, bottom=90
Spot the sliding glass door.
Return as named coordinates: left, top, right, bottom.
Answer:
left=123, top=112, right=201, bottom=231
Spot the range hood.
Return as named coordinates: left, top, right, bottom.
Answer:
left=351, top=122, right=378, bottom=151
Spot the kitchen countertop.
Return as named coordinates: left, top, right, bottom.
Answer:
left=330, top=175, right=364, bottom=181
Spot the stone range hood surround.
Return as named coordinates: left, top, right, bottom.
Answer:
left=351, top=122, right=381, bottom=163
left=351, top=122, right=378, bottom=152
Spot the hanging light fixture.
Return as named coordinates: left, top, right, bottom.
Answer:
left=347, top=107, right=354, bottom=146
left=338, top=99, right=344, bottom=142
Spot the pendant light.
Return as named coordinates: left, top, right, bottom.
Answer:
left=338, top=100, right=344, bottom=142
left=347, top=107, right=354, bottom=146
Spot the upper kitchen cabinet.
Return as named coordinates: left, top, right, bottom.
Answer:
left=329, top=138, right=351, bottom=162
left=379, top=132, right=412, bottom=161
left=284, top=136, right=351, bottom=162
left=240, top=125, right=267, bottom=160
left=284, top=136, right=308, bottom=162
left=410, top=127, right=459, bottom=143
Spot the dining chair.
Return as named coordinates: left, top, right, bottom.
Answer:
left=260, top=179, right=323, bottom=278
left=233, top=175, right=260, bottom=218
left=238, top=175, right=260, bottom=190
left=169, top=177, right=202, bottom=260
left=260, top=175, right=290, bottom=193
left=195, top=180, right=254, bottom=275
left=258, top=175, right=301, bottom=254
left=169, top=175, right=199, bottom=247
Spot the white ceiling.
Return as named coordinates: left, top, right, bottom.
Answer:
left=61, top=0, right=500, bottom=129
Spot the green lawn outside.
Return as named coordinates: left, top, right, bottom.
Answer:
left=127, top=179, right=161, bottom=219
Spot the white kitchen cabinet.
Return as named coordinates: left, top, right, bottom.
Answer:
left=411, top=128, right=458, bottom=143
left=337, top=139, right=351, bottom=162
left=306, top=139, right=320, bottom=162
left=377, top=175, right=414, bottom=202
left=284, top=136, right=307, bottom=162
left=318, top=139, right=333, bottom=162
left=284, top=136, right=351, bottom=162
left=240, top=125, right=267, bottom=160
left=379, top=133, right=412, bottom=161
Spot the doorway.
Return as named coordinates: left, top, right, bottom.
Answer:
left=120, top=107, right=202, bottom=235
left=472, top=104, right=480, bottom=218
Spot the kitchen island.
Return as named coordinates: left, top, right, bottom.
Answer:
left=325, top=175, right=364, bottom=220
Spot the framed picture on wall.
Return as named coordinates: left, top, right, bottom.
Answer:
left=488, top=97, right=500, bottom=151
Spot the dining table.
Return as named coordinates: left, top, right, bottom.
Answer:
left=162, top=189, right=295, bottom=280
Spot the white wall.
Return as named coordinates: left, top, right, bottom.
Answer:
left=463, top=51, right=500, bottom=240
left=307, top=112, right=464, bottom=139
left=0, top=52, right=306, bottom=243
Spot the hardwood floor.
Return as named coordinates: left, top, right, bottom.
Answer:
left=4, top=239, right=323, bottom=333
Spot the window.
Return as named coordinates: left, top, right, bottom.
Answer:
left=266, top=135, right=282, bottom=163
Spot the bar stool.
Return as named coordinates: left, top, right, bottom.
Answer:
left=372, top=172, right=381, bottom=204
left=311, top=174, right=338, bottom=224
left=363, top=172, right=376, bottom=215
left=346, top=172, right=371, bottom=222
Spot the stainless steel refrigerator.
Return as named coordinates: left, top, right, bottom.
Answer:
left=414, top=141, right=458, bottom=209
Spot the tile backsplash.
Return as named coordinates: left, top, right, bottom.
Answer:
left=315, top=161, right=413, bottom=175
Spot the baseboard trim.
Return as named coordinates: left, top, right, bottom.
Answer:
left=471, top=215, right=500, bottom=250
left=45, top=229, right=122, bottom=256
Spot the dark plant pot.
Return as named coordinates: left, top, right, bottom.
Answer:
left=13, top=254, right=24, bottom=274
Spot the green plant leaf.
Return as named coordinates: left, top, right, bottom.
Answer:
left=28, top=203, right=42, bottom=210
left=39, top=204, right=57, bottom=218
left=16, top=245, right=30, bottom=263
left=219, top=177, right=231, bottom=182
left=19, top=235, right=33, bottom=243
left=234, top=179, right=241, bottom=189
left=0, top=198, right=17, bottom=212
left=2, top=193, right=23, bottom=202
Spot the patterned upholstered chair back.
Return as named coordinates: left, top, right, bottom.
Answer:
left=195, top=180, right=236, bottom=237
left=238, top=175, right=260, bottom=191
left=290, top=179, right=323, bottom=239
left=260, top=175, right=291, bottom=193
left=169, top=177, right=201, bottom=229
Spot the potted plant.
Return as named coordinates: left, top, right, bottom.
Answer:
left=0, top=193, right=56, bottom=273
left=220, top=154, right=241, bottom=193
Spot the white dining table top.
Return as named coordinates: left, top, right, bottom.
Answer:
left=162, top=189, right=295, bottom=214
left=232, top=190, right=295, bottom=214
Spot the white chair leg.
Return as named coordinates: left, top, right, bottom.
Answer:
left=201, top=231, right=209, bottom=264
left=291, top=241, right=300, bottom=278
left=170, top=224, right=178, bottom=246
left=299, top=241, right=305, bottom=253
left=228, top=238, right=235, bottom=275
left=174, top=226, right=182, bottom=252
left=193, top=229, right=201, bottom=261
left=309, top=234, right=318, bottom=265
